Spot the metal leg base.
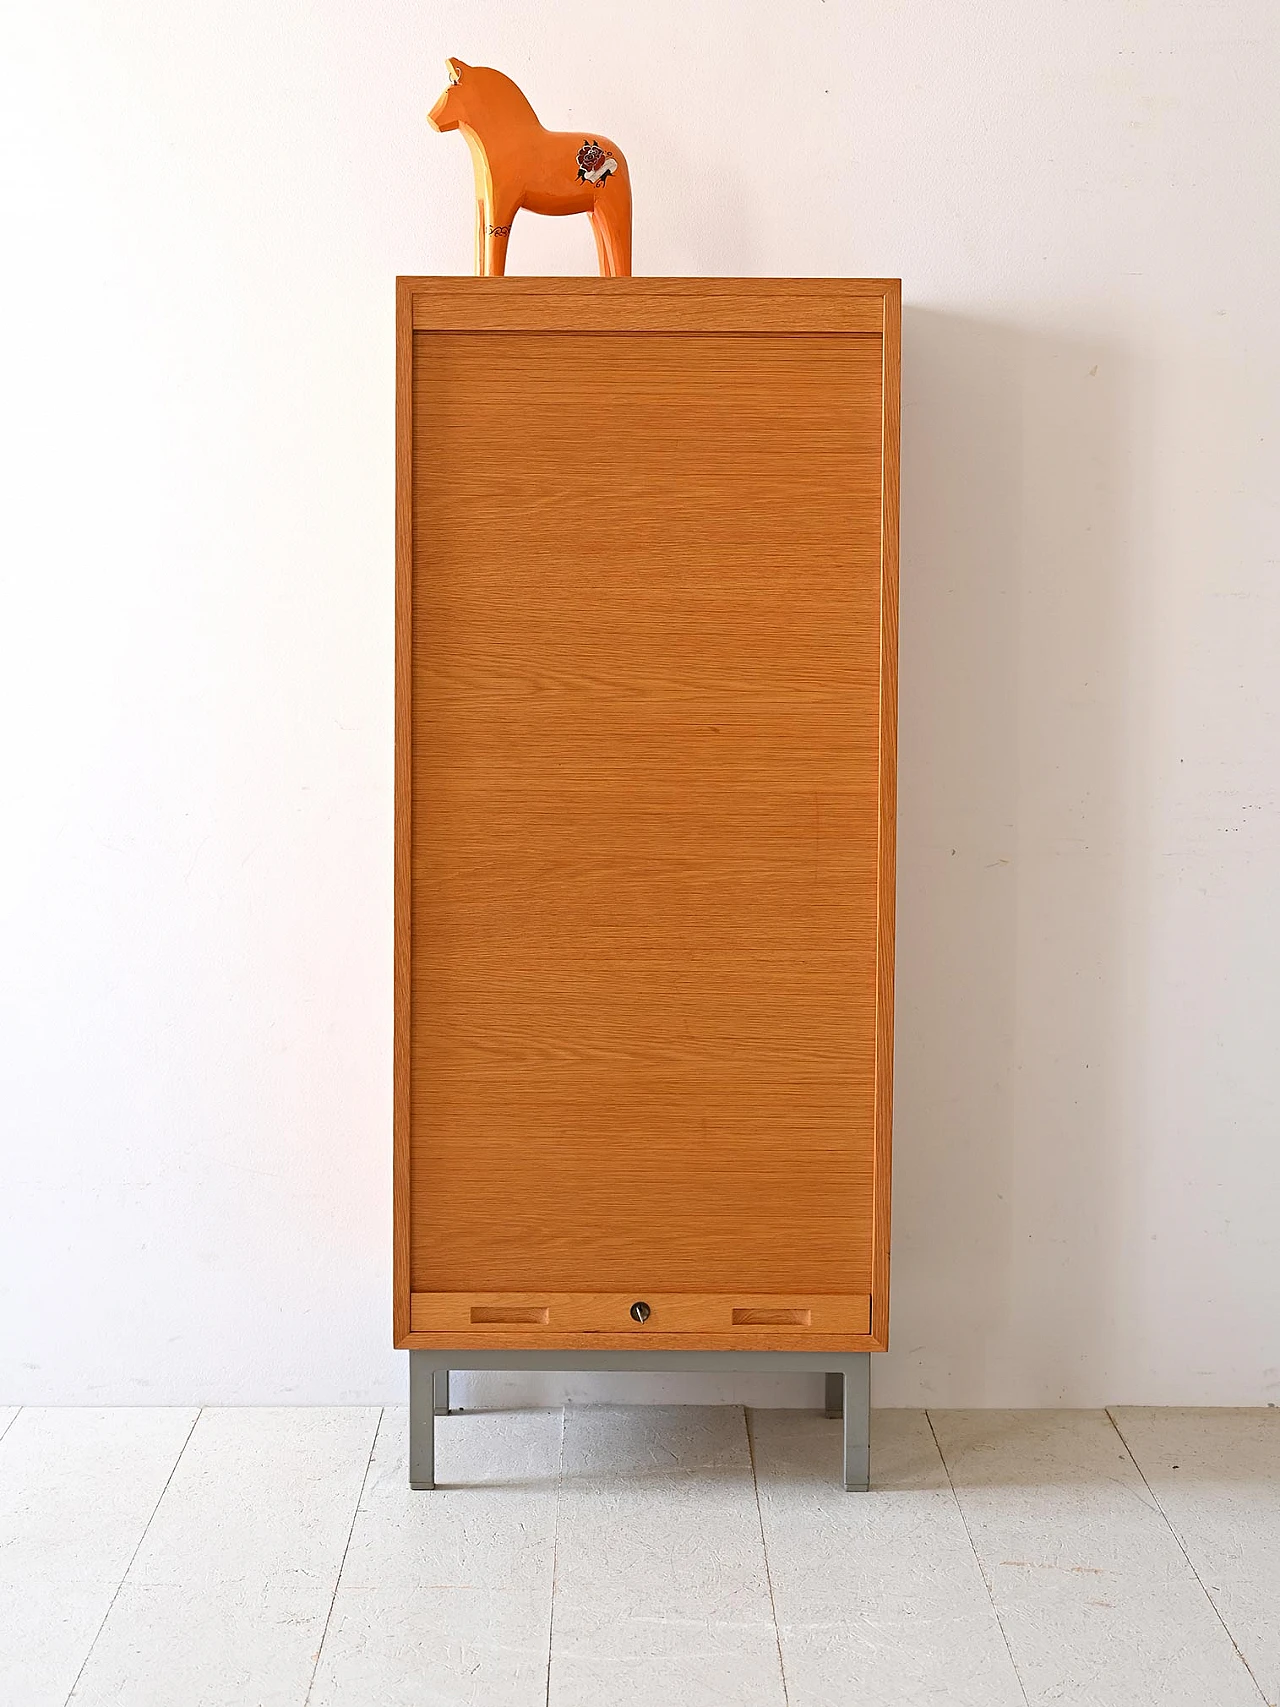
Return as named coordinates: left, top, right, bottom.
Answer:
left=825, top=1371, right=844, bottom=1418
left=409, top=1353, right=436, bottom=1489
left=408, top=1348, right=871, bottom=1492
left=840, top=1354, right=871, bottom=1492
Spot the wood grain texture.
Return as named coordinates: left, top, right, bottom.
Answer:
left=410, top=274, right=890, bottom=333
left=407, top=1069, right=873, bottom=1296
left=394, top=278, right=900, bottom=1353
left=396, top=1330, right=879, bottom=1352
left=409, top=1292, right=871, bottom=1335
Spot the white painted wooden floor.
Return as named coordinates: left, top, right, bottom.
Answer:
left=1, top=1404, right=1275, bottom=1706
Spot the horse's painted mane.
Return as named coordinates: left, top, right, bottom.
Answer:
left=466, top=65, right=540, bottom=125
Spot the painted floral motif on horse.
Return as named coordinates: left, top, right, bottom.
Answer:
left=576, top=141, right=619, bottom=187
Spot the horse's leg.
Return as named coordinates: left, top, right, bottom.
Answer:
left=589, top=214, right=611, bottom=279
left=589, top=178, right=632, bottom=278
left=473, top=199, right=486, bottom=275
left=481, top=202, right=516, bottom=277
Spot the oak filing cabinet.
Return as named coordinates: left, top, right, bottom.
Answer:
left=394, top=277, right=900, bottom=1489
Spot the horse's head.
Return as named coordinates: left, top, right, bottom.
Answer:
left=427, top=59, right=538, bottom=134
left=427, top=58, right=470, bottom=132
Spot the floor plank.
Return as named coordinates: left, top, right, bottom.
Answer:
left=0, top=1407, right=196, bottom=1707
left=68, top=1406, right=379, bottom=1707
left=3, top=1404, right=1273, bottom=1706
left=548, top=1406, right=785, bottom=1706
left=1111, top=1408, right=1279, bottom=1705
left=308, top=1405, right=563, bottom=1707
left=750, top=1407, right=1026, bottom=1705
left=930, top=1410, right=1264, bottom=1707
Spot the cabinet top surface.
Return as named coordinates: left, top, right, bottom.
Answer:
left=399, top=276, right=900, bottom=333
left=398, top=275, right=900, bottom=297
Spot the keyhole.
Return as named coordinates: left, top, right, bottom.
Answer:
left=629, top=1300, right=651, bottom=1323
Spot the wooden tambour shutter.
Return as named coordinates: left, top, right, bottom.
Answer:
left=394, top=278, right=900, bottom=1353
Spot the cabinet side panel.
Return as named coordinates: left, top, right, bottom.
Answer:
left=871, top=284, right=901, bottom=1348
left=393, top=281, right=414, bottom=1345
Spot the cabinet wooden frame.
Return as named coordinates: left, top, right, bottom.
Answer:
left=394, top=276, right=900, bottom=1354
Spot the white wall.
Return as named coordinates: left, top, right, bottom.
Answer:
left=3, top=1, right=1278, bottom=1409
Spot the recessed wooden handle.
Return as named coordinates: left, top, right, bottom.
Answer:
left=470, top=1305, right=550, bottom=1325
left=732, top=1307, right=812, bottom=1326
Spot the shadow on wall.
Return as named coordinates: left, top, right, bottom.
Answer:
left=881, top=307, right=1143, bottom=1408
left=454, top=306, right=1145, bottom=1417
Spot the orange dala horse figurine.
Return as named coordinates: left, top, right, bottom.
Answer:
left=427, top=59, right=631, bottom=278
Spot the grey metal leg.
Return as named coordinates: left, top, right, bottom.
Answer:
left=434, top=1367, right=451, bottom=1415
left=825, top=1371, right=843, bottom=1418
left=842, top=1353, right=871, bottom=1492
left=409, top=1352, right=436, bottom=1490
